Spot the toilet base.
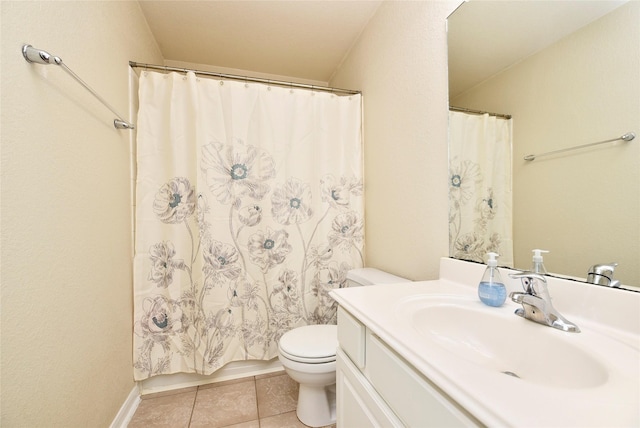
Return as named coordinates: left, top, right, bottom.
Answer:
left=296, top=383, right=336, bottom=427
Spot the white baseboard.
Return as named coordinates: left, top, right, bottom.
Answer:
left=110, top=385, right=141, bottom=428
left=139, top=359, right=284, bottom=395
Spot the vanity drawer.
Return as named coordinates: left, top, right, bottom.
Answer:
left=366, top=333, right=478, bottom=427
left=337, top=306, right=366, bottom=369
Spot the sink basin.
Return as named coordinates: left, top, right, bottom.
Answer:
left=333, top=262, right=640, bottom=427
left=396, top=296, right=609, bottom=389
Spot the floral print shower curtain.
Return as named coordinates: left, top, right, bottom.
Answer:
left=449, top=111, right=513, bottom=267
left=133, top=71, right=363, bottom=380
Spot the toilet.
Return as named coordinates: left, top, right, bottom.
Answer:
left=278, top=267, right=410, bottom=427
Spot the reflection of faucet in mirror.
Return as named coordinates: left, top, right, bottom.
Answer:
left=587, top=263, right=621, bottom=288
left=509, top=272, right=580, bottom=333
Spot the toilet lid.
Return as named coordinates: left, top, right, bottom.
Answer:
left=279, top=325, right=337, bottom=363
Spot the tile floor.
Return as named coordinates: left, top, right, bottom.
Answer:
left=128, top=371, right=335, bottom=428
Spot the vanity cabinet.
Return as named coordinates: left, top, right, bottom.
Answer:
left=336, top=306, right=478, bottom=427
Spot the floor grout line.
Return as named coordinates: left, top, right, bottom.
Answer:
left=186, top=384, right=198, bottom=427
left=254, top=376, right=262, bottom=428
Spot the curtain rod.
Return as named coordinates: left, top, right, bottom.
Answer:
left=450, top=106, right=512, bottom=120
left=524, top=132, right=635, bottom=161
left=129, top=61, right=361, bottom=96
left=22, top=45, right=134, bottom=130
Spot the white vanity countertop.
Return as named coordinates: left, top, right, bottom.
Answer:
left=330, top=258, right=640, bottom=428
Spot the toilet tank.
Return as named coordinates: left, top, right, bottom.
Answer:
left=345, top=267, right=410, bottom=287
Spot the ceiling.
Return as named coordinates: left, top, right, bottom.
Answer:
left=138, top=0, right=382, bottom=83
left=448, top=0, right=627, bottom=98
left=138, top=1, right=627, bottom=89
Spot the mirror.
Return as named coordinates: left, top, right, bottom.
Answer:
left=447, top=1, right=639, bottom=290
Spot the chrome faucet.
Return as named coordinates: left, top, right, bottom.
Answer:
left=508, top=272, right=580, bottom=333
left=587, top=262, right=621, bottom=288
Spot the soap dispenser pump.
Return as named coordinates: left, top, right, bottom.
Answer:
left=532, top=249, right=549, bottom=274
left=478, top=252, right=507, bottom=307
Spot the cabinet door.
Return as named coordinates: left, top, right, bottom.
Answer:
left=337, top=349, right=402, bottom=428
left=366, top=333, right=479, bottom=427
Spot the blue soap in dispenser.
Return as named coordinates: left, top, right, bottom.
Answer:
left=478, top=252, right=506, bottom=307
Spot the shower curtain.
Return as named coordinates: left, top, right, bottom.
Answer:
left=448, top=111, right=513, bottom=267
left=133, top=71, right=363, bottom=381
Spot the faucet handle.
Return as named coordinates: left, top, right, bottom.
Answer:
left=587, top=262, right=620, bottom=287
left=588, top=262, right=618, bottom=275
left=508, top=271, right=547, bottom=295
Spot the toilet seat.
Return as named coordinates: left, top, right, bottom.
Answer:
left=278, top=325, right=337, bottom=364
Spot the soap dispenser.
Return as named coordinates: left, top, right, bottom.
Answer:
left=532, top=249, right=549, bottom=274
left=478, top=252, right=507, bottom=307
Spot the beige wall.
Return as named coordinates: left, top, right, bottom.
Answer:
left=451, top=2, right=639, bottom=286
left=331, top=1, right=460, bottom=280
left=0, top=1, right=163, bottom=426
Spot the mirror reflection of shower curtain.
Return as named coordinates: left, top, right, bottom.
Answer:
left=132, top=71, right=364, bottom=381
left=449, top=111, right=513, bottom=267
